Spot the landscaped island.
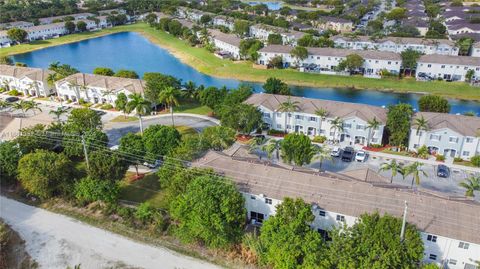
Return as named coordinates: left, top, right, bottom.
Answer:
left=3, top=22, right=480, bottom=101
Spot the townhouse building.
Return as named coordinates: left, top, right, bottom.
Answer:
left=447, top=22, right=480, bottom=36
left=38, top=12, right=93, bottom=25
left=0, top=31, right=10, bottom=47
left=332, top=35, right=459, bottom=56
left=24, top=22, right=69, bottom=41
left=0, top=21, right=34, bottom=30
left=471, top=42, right=480, bottom=57
left=194, top=150, right=480, bottom=269
left=257, top=45, right=402, bottom=78
left=249, top=24, right=305, bottom=46
left=245, top=93, right=387, bottom=146
left=317, top=16, right=353, bottom=33
left=55, top=73, right=145, bottom=104
left=208, top=29, right=242, bottom=59
left=176, top=7, right=214, bottom=23
left=0, top=65, right=54, bottom=97
left=408, top=112, right=480, bottom=160
left=416, top=54, right=480, bottom=81
left=212, top=15, right=235, bottom=31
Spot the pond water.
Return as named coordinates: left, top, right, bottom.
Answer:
left=11, top=32, right=480, bottom=114
left=247, top=1, right=283, bottom=10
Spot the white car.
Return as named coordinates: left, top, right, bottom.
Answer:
left=331, top=146, right=341, bottom=157
left=355, top=151, right=367, bottom=162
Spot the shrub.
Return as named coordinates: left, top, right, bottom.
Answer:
left=312, top=135, right=327, bottom=143
left=7, top=89, right=22, bottom=96
left=454, top=157, right=463, bottom=162
left=369, top=144, right=383, bottom=148
left=0, top=87, right=7, bottom=93
left=135, top=202, right=156, bottom=224
left=471, top=155, right=480, bottom=167
left=100, top=103, right=113, bottom=110
left=436, top=155, right=445, bottom=162
left=74, top=177, right=119, bottom=204
left=417, top=145, right=429, bottom=159
left=267, top=129, right=286, bottom=136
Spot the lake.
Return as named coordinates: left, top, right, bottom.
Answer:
left=11, top=32, right=480, bottom=114
left=247, top=1, right=283, bottom=10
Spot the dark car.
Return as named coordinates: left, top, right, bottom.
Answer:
left=437, top=164, right=450, bottom=178
left=5, top=96, right=19, bottom=103
left=341, top=147, right=355, bottom=162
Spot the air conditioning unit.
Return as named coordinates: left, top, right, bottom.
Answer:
left=259, top=193, right=265, bottom=198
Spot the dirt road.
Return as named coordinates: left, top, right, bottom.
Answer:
left=0, top=196, right=220, bottom=269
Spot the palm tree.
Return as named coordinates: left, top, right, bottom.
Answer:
left=126, top=94, right=151, bottom=134
left=313, top=146, right=332, bottom=172
left=378, top=160, right=403, bottom=183
left=404, top=162, right=427, bottom=188
left=183, top=80, right=197, bottom=99
left=49, top=106, right=69, bottom=123
left=459, top=176, right=480, bottom=197
left=278, top=97, right=300, bottom=133
left=366, top=117, right=381, bottom=146
left=413, top=116, right=429, bottom=147
left=0, top=100, right=10, bottom=112
left=315, top=108, right=329, bottom=136
left=329, top=117, right=344, bottom=144
left=23, top=100, right=42, bottom=115
left=158, top=86, right=180, bottom=127
left=262, top=138, right=281, bottom=160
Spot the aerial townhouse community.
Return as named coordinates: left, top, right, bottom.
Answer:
left=0, top=65, right=55, bottom=97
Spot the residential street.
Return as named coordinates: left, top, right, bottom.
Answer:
left=0, top=196, right=219, bottom=269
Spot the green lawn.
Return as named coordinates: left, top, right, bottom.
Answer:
left=4, top=23, right=480, bottom=101
left=174, top=100, right=212, bottom=115
left=119, top=173, right=167, bottom=208
left=175, top=125, right=198, bottom=135
left=110, top=115, right=139, bottom=123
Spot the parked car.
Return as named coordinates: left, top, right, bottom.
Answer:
left=437, top=164, right=450, bottom=178
left=341, top=147, right=355, bottom=162
left=143, top=159, right=162, bottom=169
left=331, top=146, right=341, bottom=157
left=5, top=96, right=19, bottom=103
left=355, top=151, right=367, bottom=162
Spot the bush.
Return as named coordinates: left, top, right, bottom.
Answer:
left=312, top=135, right=327, bottom=143
left=417, top=145, right=429, bottom=159
left=135, top=202, right=156, bottom=224
left=267, top=129, right=286, bottom=136
left=454, top=157, right=463, bottom=162
left=74, top=177, right=119, bottom=204
left=7, top=89, right=22, bottom=96
left=0, top=87, right=7, bottom=93
left=369, top=144, right=383, bottom=148
left=436, top=155, right=445, bottom=162
left=471, top=155, right=480, bottom=167
left=100, top=103, right=113, bottom=110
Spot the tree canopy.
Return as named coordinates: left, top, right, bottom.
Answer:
left=87, top=149, right=129, bottom=182
left=386, top=104, right=414, bottom=147
left=7, top=28, right=28, bottom=43
left=418, top=95, right=450, bottom=113
left=93, top=67, right=115, bottom=76
left=0, top=141, right=21, bottom=183
left=262, top=77, right=291, bottom=95
left=143, top=125, right=181, bottom=159
left=281, top=133, right=315, bottom=166
left=218, top=103, right=263, bottom=134
left=114, top=69, right=139, bottom=79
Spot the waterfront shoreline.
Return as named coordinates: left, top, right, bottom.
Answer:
left=3, top=23, right=480, bottom=102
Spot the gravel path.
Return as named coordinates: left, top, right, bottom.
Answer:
left=0, top=196, right=220, bottom=269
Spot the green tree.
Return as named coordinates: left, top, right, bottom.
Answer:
left=267, top=55, right=284, bottom=69
left=329, top=117, right=344, bottom=142
left=93, top=67, right=115, bottom=76
left=267, top=33, right=283, bottom=45
left=144, top=72, right=181, bottom=103
left=114, top=92, right=128, bottom=118
left=64, top=21, right=76, bottom=34
left=200, top=14, right=212, bottom=25
left=262, top=138, right=282, bottom=159
left=322, top=212, right=424, bottom=268
left=466, top=69, right=475, bottom=82
left=17, top=150, right=73, bottom=199
left=201, top=126, right=236, bottom=151
left=64, top=108, right=102, bottom=133
left=119, top=133, right=144, bottom=176
left=0, top=56, right=13, bottom=65
left=386, top=104, right=414, bottom=147
left=145, top=13, right=158, bottom=26
left=47, top=62, right=79, bottom=84
left=126, top=93, right=151, bottom=134
left=401, top=49, right=422, bottom=75
left=366, top=117, right=381, bottom=146
left=281, top=133, right=315, bottom=166
left=239, top=39, right=264, bottom=60
left=404, top=162, right=427, bottom=187
left=49, top=106, right=69, bottom=123
left=158, top=86, right=180, bottom=127
left=218, top=103, right=262, bottom=134
left=418, top=95, right=450, bottom=113
left=170, top=175, right=246, bottom=248
left=315, top=107, right=329, bottom=135
left=76, top=21, right=87, bottom=32
left=413, top=115, right=429, bottom=146
left=386, top=7, right=407, bottom=21
left=338, top=54, right=364, bottom=72
left=63, top=128, right=108, bottom=157
left=259, top=198, right=324, bottom=268
left=0, top=141, right=21, bottom=183
left=290, top=46, right=308, bottom=66
left=143, top=125, right=180, bottom=160
left=233, top=20, right=250, bottom=37
left=379, top=159, right=403, bottom=183
left=459, top=176, right=480, bottom=197
left=262, top=77, right=291, bottom=95
left=278, top=97, right=300, bottom=132
left=313, top=145, right=332, bottom=172
left=456, top=37, right=474, bottom=56
left=74, top=177, right=119, bottom=204
left=114, top=69, right=139, bottom=79
left=87, top=149, right=128, bottom=182
left=198, top=86, right=227, bottom=110
left=7, top=28, right=28, bottom=43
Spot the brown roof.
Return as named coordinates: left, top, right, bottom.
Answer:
left=208, top=29, right=241, bottom=47
left=259, top=45, right=401, bottom=61
left=245, top=93, right=388, bottom=123
left=193, top=151, right=480, bottom=244
left=414, top=112, right=480, bottom=136
left=418, top=54, right=480, bottom=66
left=0, top=64, right=53, bottom=81
left=57, top=73, right=145, bottom=95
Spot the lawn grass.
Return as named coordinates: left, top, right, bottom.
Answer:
left=119, top=173, right=167, bottom=208
left=381, top=149, right=413, bottom=157
left=175, top=125, right=198, bottom=135
left=110, top=115, right=139, bottom=123
left=4, top=23, right=480, bottom=101
left=173, top=100, right=212, bottom=115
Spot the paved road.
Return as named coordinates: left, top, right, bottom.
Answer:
left=104, top=115, right=219, bottom=146
left=0, top=196, right=219, bottom=269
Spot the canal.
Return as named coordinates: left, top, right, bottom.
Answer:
left=11, top=32, right=480, bottom=114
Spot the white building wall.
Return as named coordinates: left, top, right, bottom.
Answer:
left=416, top=62, right=480, bottom=81
left=0, top=74, right=52, bottom=97
left=243, top=191, right=480, bottom=269
left=56, top=81, right=135, bottom=104
left=334, top=39, right=458, bottom=56
left=212, top=39, right=240, bottom=59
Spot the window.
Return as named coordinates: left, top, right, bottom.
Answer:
left=463, top=151, right=470, bottom=156
left=287, top=124, right=291, bottom=129
left=427, top=234, right=437, bottom=242
left=429, top=254, right=437, bottom=260
left=343, top=123, right=352, bottom=129
left=295, top=115, right=304, bottom=120
left=427, top=64, right=431, bottom=68
left=250, top=195, right=256, bottom=200
left=449, top=259, right=457, bottom=265
left=276, top=124, right=282, bottom=129
left=309, top=116, right=317, bottom=122
left=430, top=134, right=440, bottom=141
left=356, top=124, right=366, bottom=130
left=441, top=65, right=445, bottom=68
left=466, top=137, right=474, bottom=143
left=263, top=112, right=270, bottom=118
left=319, top=210, right=326, bottom=217
left=458, top=241, right=470, bottom=249
left=265, top=198, right=272, bottom=205
left=276, top=112, right=282, bottom=117
left=250, top=211, right=265, bottom=223
left=336, top=214, right=345, bottom=222
left=449, top=136, right=458, bottom=143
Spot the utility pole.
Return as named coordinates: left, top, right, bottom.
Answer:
left=81, top=134, right=90, bottom=170
left=400, top=200, right=408, bottom=242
